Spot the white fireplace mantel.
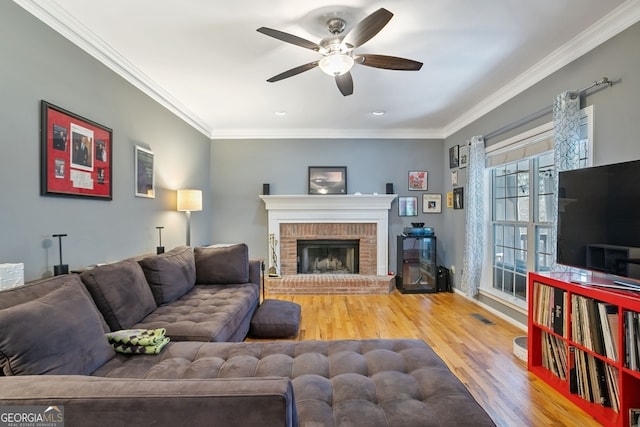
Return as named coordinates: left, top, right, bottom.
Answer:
left=259, top=194, right=396, bottom=276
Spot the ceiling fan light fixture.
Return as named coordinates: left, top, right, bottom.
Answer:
left=319, top=53, right=354, bottom=76
left=258, top=8, right=422, bottom=95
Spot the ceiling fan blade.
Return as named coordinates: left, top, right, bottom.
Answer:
left=257, top=27, right=320, bottom=51
left=266, top=61, right=319, bottom=83
left=335, top=72, right=354, bottom=96
left=342, top=8, right=393, bottom=48
left=355, top=54, right=423, bottom=71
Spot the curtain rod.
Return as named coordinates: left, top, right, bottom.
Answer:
left=484, top=76, right=613, bottom=141
left=570, top=77, right=612, bottom=99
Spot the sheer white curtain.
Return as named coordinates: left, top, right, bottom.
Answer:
left=551, top=91, right=581, bottom=269
left=461, top=136, right=486, bottom=297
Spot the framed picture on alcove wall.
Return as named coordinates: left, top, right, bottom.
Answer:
left=449, top=145, right=459, bottom=169
left=453, top=187, right=464, bottom=209
left=398, top=196, right=418, bottom=216
left=423, top=194, right=442, bottom=213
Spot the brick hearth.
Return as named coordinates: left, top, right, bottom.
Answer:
left=266, top=274, right=395, bottom=295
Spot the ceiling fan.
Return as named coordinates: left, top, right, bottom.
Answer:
left=257, top=8, right=423, bottom=96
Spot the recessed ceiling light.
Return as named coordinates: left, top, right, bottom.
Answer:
left=371, top=111, right=385, bottom=116
left=274, top=111, right=287, bottom=116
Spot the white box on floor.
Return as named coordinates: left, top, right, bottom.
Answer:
left=0, top=263, right=25, bottom=290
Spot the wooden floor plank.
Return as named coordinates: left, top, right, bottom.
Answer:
left=250, top=289, right=603, bottom=427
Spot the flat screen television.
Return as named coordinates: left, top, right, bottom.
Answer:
left=557, top=159, right=640, bottom=283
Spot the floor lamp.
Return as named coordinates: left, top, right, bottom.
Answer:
left=177, top=189, right=202, bottom=246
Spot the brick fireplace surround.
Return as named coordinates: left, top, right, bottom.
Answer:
left=280, top=223, right=376, bottom=275
left=259, top=195, right=396, bottom=294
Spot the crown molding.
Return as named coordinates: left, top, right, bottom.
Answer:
left=211, top=127, right=446, bottom=140
left=14, top=0, right=213, bottom=137
left=14, top=0, right=640, bottom=141
left=442, top=0, right=640, bottom=138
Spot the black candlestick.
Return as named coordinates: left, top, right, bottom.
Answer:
left=156, top=226, right=165, bottom=254
left=52, top=234, right=69, bottom=276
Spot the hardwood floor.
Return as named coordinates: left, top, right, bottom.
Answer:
left=254, top=289, right=602, bottom=427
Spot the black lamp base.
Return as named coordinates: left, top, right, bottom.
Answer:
left=54, top=264, right=69, bottom=276
left=156, top=246, right=165, bottom=254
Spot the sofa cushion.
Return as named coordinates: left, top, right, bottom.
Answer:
left=81, top=260, right=157, bottom=331
left=0, top=275, right=115, bottom=376
left=0, top=274, right=110, bottom=333
left=132, top=283, right=259, bottom=342
left=195, top=244, right=249, bottom=284
left=138, top=246, right=196, bottom=305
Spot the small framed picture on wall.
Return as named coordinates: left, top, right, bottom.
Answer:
left=135, top=145, right=155, bottom=198
left=422, top=194, right=442, bottom=213
left=408, top=171, right=428, bottom=190
left=449, top=145, right=459, bottom=169
left=453, top=187, right=464, bottom=209
left=398, top=196, right=418, bottom=216
left=459, top=144, right=469, bottom=168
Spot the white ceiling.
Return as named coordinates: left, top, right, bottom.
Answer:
left=15, top=0, right=640, bottom=139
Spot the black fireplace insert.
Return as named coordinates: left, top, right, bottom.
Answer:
left=297, top=239, right=359, bottom=274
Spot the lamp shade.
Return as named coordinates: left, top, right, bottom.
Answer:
left=177, top=189, right=202, bottom=212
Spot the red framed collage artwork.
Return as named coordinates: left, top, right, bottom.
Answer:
left=40, top=101, right=113, bottom=200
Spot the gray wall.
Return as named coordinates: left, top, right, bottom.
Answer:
left=443, top=21, right=640, bottom=320
left=210, top=138, right=444, bottom=272
left=0, top=2, right=211, bottom=281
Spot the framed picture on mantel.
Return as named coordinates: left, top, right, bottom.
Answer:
left=308, top=166, right=347, bottom=195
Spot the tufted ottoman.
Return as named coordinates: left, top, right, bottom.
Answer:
left=250, top=299, right=301, bottom=338
left=93, top=339, right=496, bottom=426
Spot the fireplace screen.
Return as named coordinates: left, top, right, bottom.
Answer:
left=297, top=239, right=359, bottom=274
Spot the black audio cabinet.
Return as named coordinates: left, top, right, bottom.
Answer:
left=396, top=234, right=437, bottom=293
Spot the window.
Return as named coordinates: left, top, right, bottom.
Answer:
left=484, top=107, right=592, bottom=308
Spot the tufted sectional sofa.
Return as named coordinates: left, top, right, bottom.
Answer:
left=0, top=244, right=495, bottom=426
left=81, top=244, right=261, bottom=342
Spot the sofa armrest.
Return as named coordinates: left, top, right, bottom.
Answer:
left=0, top=376, right=297, bottom=427
left=249, top=259, right=262, bottom=286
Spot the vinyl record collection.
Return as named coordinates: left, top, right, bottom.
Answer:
left=534, top=283, right=621, bottom=412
